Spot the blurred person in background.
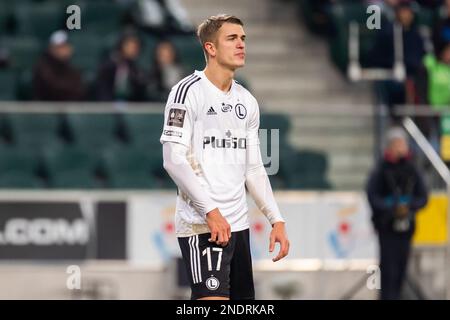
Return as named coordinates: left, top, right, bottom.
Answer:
left=131, top=0, right=194, bottom=36
left=432, top=0, right=450, bottom=55
left=415, top=42, right=450, bottom=152
left=366, top=127, right=428, bottom=300
left=32, top=30, right=86, bottom=101
left=369, top=1, right=425, bottom=115
left=148, top=39, right=187, bottom=101
left=95, top=31, right=148, bottom=101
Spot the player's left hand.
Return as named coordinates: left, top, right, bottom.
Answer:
left=269, top=222, right=289, bottom=262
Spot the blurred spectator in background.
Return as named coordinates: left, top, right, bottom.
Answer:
left=414, top=42, right=450, bottom=151
left=148, top=40, right=186, bottom=101
left=366, top=127, right=428, bottom=300
left=95, top=31, right=148, bottom=101
left=422, top=42, right=450, bottom=108
left=369, top=1, right=425, bottom=114
left=32, top=30, right=86, bottom=101
left=433, top=0, right=450, bottom=56
left=132, top=0, right=194, bottom=36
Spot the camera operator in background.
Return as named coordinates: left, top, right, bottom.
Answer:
left=366, top=127, right=428, bottom=300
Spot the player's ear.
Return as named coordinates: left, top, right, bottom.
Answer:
left=204, top=42, right=216, bottom=58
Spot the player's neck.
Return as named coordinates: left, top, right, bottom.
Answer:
left=203, top=64, right=234, bottom=93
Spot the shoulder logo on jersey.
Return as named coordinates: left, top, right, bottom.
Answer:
left=206, top=106, right=217, bottom=115
left=163, top=129, right=182, bottom=138
left=205, top=276, right=220, bottom=291
left=221, top=103, right=233, bottom=113
left=167, top=108, right=186, bottom=128
left=235, top=103, right=247, bottom=119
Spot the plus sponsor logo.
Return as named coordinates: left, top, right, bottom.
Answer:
left=203, top=130, right=246, bottom=149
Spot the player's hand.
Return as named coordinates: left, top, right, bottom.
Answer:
left=269, top=222, right=289, bottom=262
left=206, top=208, right=231, bottom=247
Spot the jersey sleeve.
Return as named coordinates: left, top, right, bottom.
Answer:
left=160, top=88, right=197, bottom=148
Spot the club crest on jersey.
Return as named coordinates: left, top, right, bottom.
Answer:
left=206, top=106, right=217, bottom=115
left=167, top=108, right=186, bottom=128
left=235, top=103, right=247, bottom=119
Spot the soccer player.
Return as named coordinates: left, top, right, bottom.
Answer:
left=160, top=14, right=289, bottom=300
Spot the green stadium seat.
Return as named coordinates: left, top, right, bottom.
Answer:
left=78, top=1, right=125, bottom=34
left=0, top=146, right=42, bottom=188
left=260, top=113, right=291, bottom=140
left=65, top=113, right=120, bottom=150
left=102, top=145, right=156, bottom=189
left=0, top=4, right=11, bottom=35
left=43, top=144, right=101, bottom=189
left=137, top=34, right=159, bottom=70
left=68, top=32, right=107, bottom=71
left=2, top=36, right=42, bottom=70
left=281, top=149, right=331, bottom=190
left=0, top=70, right=17, bottom=100
left=13, top=2, right=65, bottom=40
left=16, top=70, right=33, bottom=100
left=121, top=113, right=163, bottom=148
left=169, top=35, right=205, bottom=71
left=4, top=113, right=62, bottom=149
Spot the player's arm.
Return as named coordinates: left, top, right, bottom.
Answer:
left=160, top=88, right=230, bottom=246
left=245, top=100, right=289, bottom=262
left=162, top=142, right=231, bottom=246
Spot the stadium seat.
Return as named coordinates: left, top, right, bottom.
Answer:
left=0, top=3, right=11, bottom=35
left=2, top=36, right=42, bottom=70
left=101, top=145, right=157, bottom=189
left=282, top=149, right=331, bottom=190
left=78, top=1, right=126, bottom=34
left=65, top=113, right=120, bottom=150
left=260, top=113, right=291, bottom=140
left=121, top=113, right=163, bottom=148
left=13, top=2, right=65, bottom=41
left=0, top=146, right=43, bottom=188
left=0, top=70, right=17, bottom=100
left=4, top=113, right=62, bottom=149
left=16, top=70, right=33, bottom=100
left=68, top=32, right=108, bottom=71
left=137, top=34, right=159, bottom=70
left=43, top=144, right=102, bottom=189
left=169, top=35, right=205, bottom=71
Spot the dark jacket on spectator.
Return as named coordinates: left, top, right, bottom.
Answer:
left=33, top=52, right=86, bottom=101
left=366, top=153, right=428, bottom=232
left=95, top=54, right=148, bottom=101
left=368, top=22, right=425, bottom=77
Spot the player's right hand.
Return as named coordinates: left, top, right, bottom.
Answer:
left=206, top=208, right=231, bottom=247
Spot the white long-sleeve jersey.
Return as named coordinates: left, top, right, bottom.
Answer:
left=160, top=70, right=284, bottom=237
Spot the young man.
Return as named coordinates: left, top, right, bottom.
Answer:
left=160, top=14, right=289, bottom=300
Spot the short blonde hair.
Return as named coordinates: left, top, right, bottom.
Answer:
left=197, top=14, right=243, bottom=59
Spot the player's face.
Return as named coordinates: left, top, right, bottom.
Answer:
left=214, top=23, right=246, bottom=70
